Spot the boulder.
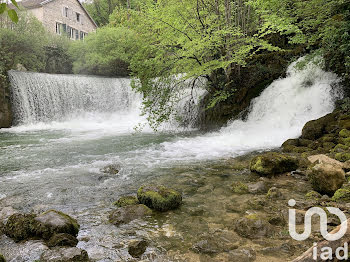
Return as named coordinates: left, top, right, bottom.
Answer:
left=47, top=233, right=78, bottom=248
left=250, top=152, right=298, bottom=176
left=307, top=154, right=343, bottom=168
left=234, top=214, right=274, bottom=239
left=4, top=213, right=38, bottom=242
left=35, top=210, right=80, bottom=240
left=309, top=163, right=346, bottom=195
left=248, top=181, right=268, bottom=194
left=40, top=247, right=89, bottom=262
left=301, top=113, right=336, bottom=140
left=128, top=239, right=148, bottom=258
left=109, top=204, right=152, bottom=225
left=113, top=196, right=139, bottom=207
left=137, top=185, right=182, bottom=211
left=232, top=181, right=249, bottom=194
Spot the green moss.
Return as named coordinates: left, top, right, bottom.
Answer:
left=333, top=144, right=349, bottom=153
left=266, top=187, right=282, bottom=199
left=4, top=214, right=39, bottom=242
left=250, top=152, right=298, bottom=176
left=0, top=254, right=6, bottom=262
left=305, top=190, right=322, bottom=200
left=113, top=196, right=139, bottom=207
left=245, top=213, right=259, bottom=220
left=339, top=137, right=350, bottom=147
left=339, top=129, right=350, bottom=138
left=322, top=142, right=336, bottom=151
left=319, top=134, right=336, bottom=143
left=231, top=181, right=249, bottom=194
left=137, top=185, right=182, bottom=212
left=335, top=152, right=350, bottom=162
left=332, top=188, right=350, bottom=202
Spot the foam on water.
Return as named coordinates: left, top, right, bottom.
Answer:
left=152, top=58, right=343, bottom=160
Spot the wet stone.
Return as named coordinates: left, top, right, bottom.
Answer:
left=128, top=239, right=148, bottom=258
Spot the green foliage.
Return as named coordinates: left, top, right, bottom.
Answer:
left=69, top=26, right=132, bottom=76
left=0, top=1, right=19, bottom=23
left=108, top=0, right=281, bottom=128
left=0, top=12, right=73, bottom=79
left=83, top=0, right=133, bottom=26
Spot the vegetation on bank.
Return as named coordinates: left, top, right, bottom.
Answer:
left=1, top=0, right=349, bottom=128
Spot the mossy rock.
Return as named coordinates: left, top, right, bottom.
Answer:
left=47, top=233, right=78, bottom=248
left=339, top=137, right=350, bottom=147
left=332, top=188, right=350, bottom=202
left=299, top=139, right=313, bottom=147
left=339, top=119, right=350, bottom=130
left=4, top=213, right=38, bottom=242
left=335, top=152, right=350, bottom=162
left=266, top=187, right=283, bottom=199
left=137, top=185, right=182, bottom=211
left=0, top=254, right=5, bottom=262
left=113, top=196, right=139, bottom=207
left=305, top=191, right=322, bottom=200
left=309, top=163, right=346, bottom=195
left=340, top=129, right=350, bottom=138
left=35, top=210, right=80, bottom=240
left=322, top=142, right=336, bottom=151
left=232, top=182, right=249, bottom=194
left=282, top=139, right=299, bottom=148
left=282, top=145, right=311, bottom=153
left=250, top=152, right=298, bottom=176
left=319, top=134, right=336, bottom=143
left=301, top=113, right=336, bottom=140
left=332, top=144, right=349, bottom=153
left=233, top=214, right=274, bottom=239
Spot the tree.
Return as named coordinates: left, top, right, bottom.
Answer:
left=108, top=0, right=280, bottom=129
left=69, top=26, right=134, bottom=76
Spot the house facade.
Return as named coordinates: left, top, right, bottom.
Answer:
left=19, top=0, right=97, bottom=40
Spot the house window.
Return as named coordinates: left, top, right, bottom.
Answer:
left=63, top=7, right=69, bottom=18
left=80, top=31, right=87, bottom=40
left=55, top=22, right=61, bottom=34
left=76, top=13, right=80, bottom=22
left=75, top=29, right=79, bottom=40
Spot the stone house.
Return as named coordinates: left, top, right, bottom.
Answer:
left=17, top=0, right=97, bottom=40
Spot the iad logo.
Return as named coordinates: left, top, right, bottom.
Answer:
left=288, top=199, right=348, bottom=260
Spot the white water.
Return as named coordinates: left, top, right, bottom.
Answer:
left=7, top=58, right=343, bottom=161
left=151, top=58, right=343, bottom=160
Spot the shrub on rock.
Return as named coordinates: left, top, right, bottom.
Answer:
left=250, top=152, right=298, bottom=176
left=335, top=152, right=350, bottom=162
left=137, top=185, right=182, bottom=211
left=309, top=163, right=346, bottom=195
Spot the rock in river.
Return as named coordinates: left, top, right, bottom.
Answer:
left=137, top=185, right=182, bottom=211
left=250, top=152, right=298, bottom=176
left=128, top=239, right=148, bottom=258
left=40, top=247, right=89, bottom=262
left=109, top=204, right=152, bottom=225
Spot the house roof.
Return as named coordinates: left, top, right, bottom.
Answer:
left=15, top=0, right=98, bottom=27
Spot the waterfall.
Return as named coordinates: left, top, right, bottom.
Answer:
left=156, top=57, right=344, bottom=160
left=8, top=71, right=205, bottom=133
left=9, top=71, right=140, bottom=125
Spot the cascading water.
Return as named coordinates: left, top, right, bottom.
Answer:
left=154, top=58, right=343, bottom=160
